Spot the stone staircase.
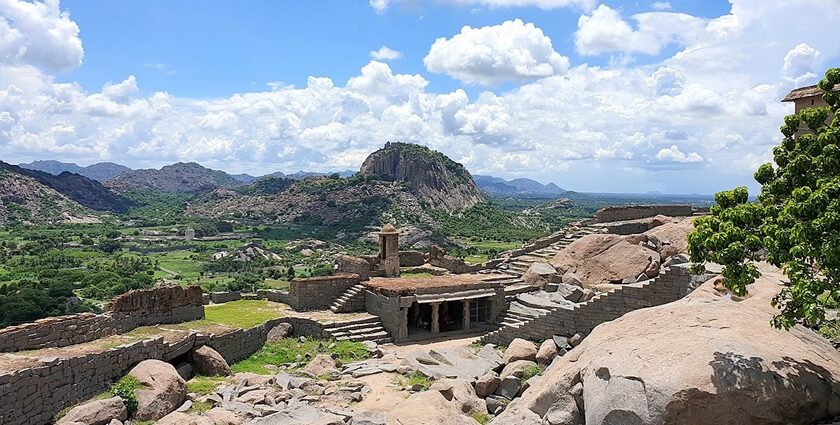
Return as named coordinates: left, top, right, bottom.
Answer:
left=495, top=225, right=601, bottom=278
left=322, top=316, right=392, bottom=344
left=481, top=264, right=695, bottom=346
left=329, top=284, right=367, bottom=313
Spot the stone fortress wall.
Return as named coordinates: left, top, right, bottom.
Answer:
left=0, top=285, right=204, bottom=353
left=481, top=264, right=700, bottom=346
left=0, top=313, right=327, bottom=425
left=592, top=204, right=694, bottom=223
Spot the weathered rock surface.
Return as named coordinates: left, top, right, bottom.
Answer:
left=205, top=407, right=242, bottom=425
left=129, top=359, right=188, bottom=421
left=493, top=264, right=840, bottom=425
left=57, top=396, right=127, bottom=425
left=385, top=390, right=479, bottom=424
left=550, top=234, right=660, bottom=287
left=503, top=338, right=538, bottom=363
left=430, top=378, right=487, bottom=415
left=402, top=348, right=498, bottom=381
left=192, top=345, right=232, bottom=376
left=156, top=411, right=214, bottom=425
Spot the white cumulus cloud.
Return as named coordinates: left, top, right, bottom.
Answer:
left=424, top=19, right=570, bottom=85
left=0, top=0, right=83, bottom=72
left=651, top=2, right=671, bottom=11
left=369, top=46, right=403, bottom=61
left=655, top=145, right=703, bottom=163
left=575, top=5, right=706, bottom=56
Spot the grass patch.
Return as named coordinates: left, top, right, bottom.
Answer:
left=187, top=375, right=230, bottom=395
left=202, top=300, right=288, bottom=328
left=187, top=400, right=213, bottom=414
left=231, top=338, right=369, bottom=375
left=471, top=412, right=492, bottom=424
left=264, top=278, right=290, bottom=290
left=397, top=371, right=432, bottom=391
left=521, top=364, right=545, bottom=384
left=399, top=271, right=434, bottom=278
left=464, top=254, right=489, bottom=264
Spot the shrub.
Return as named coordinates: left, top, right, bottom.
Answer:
left=109, top=375, right=142, bottom=416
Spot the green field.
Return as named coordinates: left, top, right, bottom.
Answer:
left=202, top=300, right=289, bottom=328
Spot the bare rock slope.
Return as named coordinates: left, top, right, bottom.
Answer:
left=493, top=264, right=840, bottom=425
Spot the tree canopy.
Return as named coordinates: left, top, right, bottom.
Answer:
left=688, top=68, right=840, bottom=329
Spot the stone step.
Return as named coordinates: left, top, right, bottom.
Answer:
left=499, top=269, right=523, bottom=277
left=331, top=325, right=387, bottom=337
left=336, top=330, right=390, bottom=342
left=322, top=316, right=381, bottom=329
left=327, top=322, right=385, bottom=334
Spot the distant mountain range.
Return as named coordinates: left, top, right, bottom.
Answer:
left=19, top=160, right=131, bottom=182
left=20, top=160, right=357, bottom=185
left=473, top=175, right=566, bottom=197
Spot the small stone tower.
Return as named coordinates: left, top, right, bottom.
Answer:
left=379, top=223, right=400, bottom=277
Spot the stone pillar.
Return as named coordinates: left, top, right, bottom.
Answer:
left=463, top=300, right=471, bottom=331
left=400, top=307, right=408, bottom=340
left=431, top=302, right=440, bottom=334
left=379, top=224, right=400, bottom=277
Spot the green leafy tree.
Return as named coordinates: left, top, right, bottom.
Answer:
left=688, top=68, right=840, bottom=329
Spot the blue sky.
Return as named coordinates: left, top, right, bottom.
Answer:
left=1, top=0, right=838, bottom=194
left=60, top=0, right=730, bottom=98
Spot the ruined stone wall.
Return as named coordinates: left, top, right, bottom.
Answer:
left=0, top=285, right=204, bottom=353
left=210, top=291, right=242, bottom=304
left=364, top=290, right=401, bottom=338
left=593, top=205, right=693, bottom=223
left=108, top=285, right=204, bottom=326
left=482, top=264, right=695, bottom=346
left=0, top=316, right=326, bottom=425
left=398, top=250, right=426, bottom=267
left=288, top=273, right=360, bottom=310
left=336, top=254, right=372, bottom=280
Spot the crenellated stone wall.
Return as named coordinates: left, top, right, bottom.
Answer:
left=0, top=285, right=204, bottom=353
left=398, top=250, right=426, bottom=267
left=336, top=254, right=372, bottom=280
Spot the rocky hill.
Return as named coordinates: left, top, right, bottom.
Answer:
left=0, top=163, right=97, bottom=224
left=105, top=162, right=243, bottom=193
left=19, top=160, right=130, bottom=182
left=359, top=142, right=483, bottom=213
left=2, top=161, right=131, bottom=213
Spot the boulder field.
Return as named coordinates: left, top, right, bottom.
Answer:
left=492, top=264, right=840, bottom=425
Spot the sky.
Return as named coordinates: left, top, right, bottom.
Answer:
left=0, top=0, right=838, bottom=194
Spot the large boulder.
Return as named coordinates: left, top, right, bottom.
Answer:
left=493, top=264, right=840, bottom=425
left=550, top=234, right=660, bottom=287
left=536, top=339, right=558, bottom=365
left=266, top=322, right=293, bottom=342
left=386, top=389, right=479, bottom=424
left=475, top=372, right=501, bottom=397
left=192, top=345, right=232, bottom=376
left=57, top=396, right=127, bottom=425
left=301, top=353, right=341, bottom=377
left=205, top=407, right=241, bottom=425
left=129, top=359, right=187, bottom=421
left=642, top=216, right=694, bottom=255
left=523, top=262, right=561, bottom=287
left=503, top=338, right=538, bottom=363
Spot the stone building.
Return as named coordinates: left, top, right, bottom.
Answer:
left=379, top=223, right=400, bottom=277
left=783, top=84, right=830, bottom=113
left=362, top=274, right=505, bottom=341
left=184, top=227, right=196, bottom=240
